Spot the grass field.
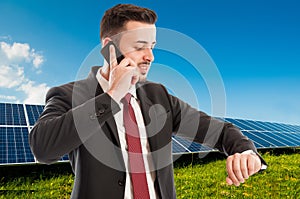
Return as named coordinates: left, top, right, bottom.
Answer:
left=0, top=149, right=299, bottom=198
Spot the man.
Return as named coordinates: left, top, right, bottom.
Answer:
left=30, top=3, right=266, bottom=199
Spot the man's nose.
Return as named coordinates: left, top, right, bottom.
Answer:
left=143, top=48, right=154, bottom=62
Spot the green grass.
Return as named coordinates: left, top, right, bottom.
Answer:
left=174, top=151, right=300, bottom=198
left=0, top=150, right=299, bottom=198
left=0, top=163, right=74, bottom=198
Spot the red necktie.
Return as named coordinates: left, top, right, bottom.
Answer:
left=122, top=93, right=150, bottom=199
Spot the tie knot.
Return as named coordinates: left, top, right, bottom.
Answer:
left=121, top=93, right=132, bottom=105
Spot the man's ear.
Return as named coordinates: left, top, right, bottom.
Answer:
left=102, top=37, right=112, bottom=47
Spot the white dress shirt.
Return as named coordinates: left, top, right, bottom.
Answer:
left=96, top=68, right=158, bottom=199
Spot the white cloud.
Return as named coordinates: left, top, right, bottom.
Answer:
left=0, top=41, right=44, bottom=69
left=33, top=54, right=44, bottom=68
left=0, top=95, right=17, bottom=101
left=0, top=39, right=48, bottom=104
left=17, top=81, right=49, bottom=105
left=0, top=64, right=49, bottom=104
left=1, top=42, right=30, bottom=61
left=0, top=64, right=25, bottom=88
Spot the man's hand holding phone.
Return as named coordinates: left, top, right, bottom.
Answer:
left=104, top=42, right=139, bottom=102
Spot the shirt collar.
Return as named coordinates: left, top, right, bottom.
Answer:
left=96, top=68, right=137, bottom=99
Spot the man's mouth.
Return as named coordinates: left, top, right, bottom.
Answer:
left=138, top=64, right=150, bottom=74
left=140, top=65, right=148, bottom=70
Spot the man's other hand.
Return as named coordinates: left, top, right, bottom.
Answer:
left=226, top=152, right=261, bottom=186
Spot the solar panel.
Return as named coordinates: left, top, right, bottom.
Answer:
left=0, top=102, right=299, bottom=165
left=25, top=104, right=45, bottom=126
left=225, top=118, right=254, bottom=130
left=224, top=118, right=300, bottom=149
left=0, top=127, right=35, bottom=164
left=0, top=103, right=26, bottom=126
left=251, top=120, right=275, bottom=131
left=288, top=132, right=300, bottom=141
left=287, top=124, right=299, bottom=132
left=172, top=135, right=216, bottom=154
left=172, top=136, right=189, bottom=154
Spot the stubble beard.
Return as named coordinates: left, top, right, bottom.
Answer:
left=137, top=62, right=151, bottom=82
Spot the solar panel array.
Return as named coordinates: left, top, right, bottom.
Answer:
left=223, top=118, right=300, bottom=149
left=0, top=102, right=299, bottom=165
left=0, top=103, right=68, bottom=165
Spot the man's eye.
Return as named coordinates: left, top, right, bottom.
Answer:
left=135, top=47, right=144, bottom=51
left=135, top=46, right=154, bottom=51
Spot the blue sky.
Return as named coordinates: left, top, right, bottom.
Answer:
left=0, top=0, right=299, bottom=125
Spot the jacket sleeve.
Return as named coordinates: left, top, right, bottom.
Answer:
left=29, top=85, right=120, bottom=164
left=166, top=89, right=259, bottom=156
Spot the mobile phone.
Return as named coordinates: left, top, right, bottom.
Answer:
left=101, top=41, right=125, bottom=64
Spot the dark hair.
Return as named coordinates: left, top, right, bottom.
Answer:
left=100, top=4, right=157, bottom=40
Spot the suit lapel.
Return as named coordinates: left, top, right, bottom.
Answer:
left=86, top=66, right=121, bottom=147
left=136, top=82, right=173, bottom=172
left=136, top=83, right=159, bottom=153
left=105, top=115, right=121, bottom=147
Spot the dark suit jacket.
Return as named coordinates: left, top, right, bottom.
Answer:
left=30, top=66, right=261, bottom=199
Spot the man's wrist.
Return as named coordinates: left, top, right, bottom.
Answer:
left=107, top=90, right=121, bottom=103
left=241, top=150, right=256, bottom=155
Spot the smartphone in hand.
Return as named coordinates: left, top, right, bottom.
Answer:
left=101, top=41, right=125, bottom=64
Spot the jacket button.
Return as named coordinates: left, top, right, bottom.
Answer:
left=90, top=114, right=96, bottom=120
left=118, top=179, right=125, bottom=186
left=95, top=109, right=105, bottom=117
left=98, top=109, right=105, bottom=114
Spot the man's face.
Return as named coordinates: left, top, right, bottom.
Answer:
left=116, top=21, right=156, bottom=82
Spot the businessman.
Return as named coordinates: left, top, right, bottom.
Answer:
left=30, top=3, right=266, bottom=199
